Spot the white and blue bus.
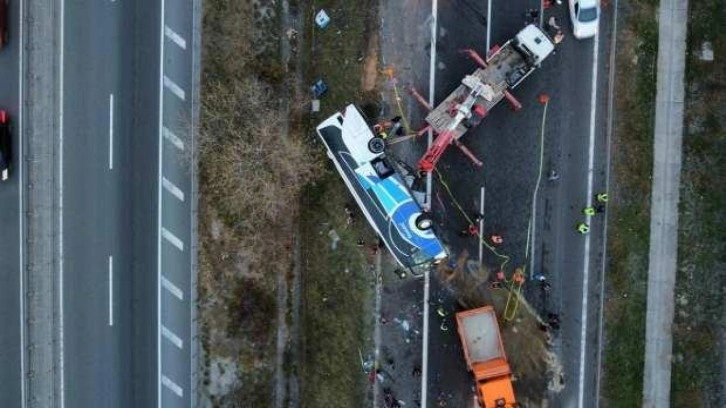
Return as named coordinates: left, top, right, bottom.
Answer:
left=316, top=105, right=448, bottom=271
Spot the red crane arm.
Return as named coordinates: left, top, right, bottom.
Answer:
left=417, top=130, right=457, bottom=173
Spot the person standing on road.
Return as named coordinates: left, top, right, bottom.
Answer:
left=596, top=192, right=609, bottom=203
left=548, top=169, right=560, bottom=181
left=576, top=223, right=590, bottom=234
left=583, top=206, right=596, bottom=216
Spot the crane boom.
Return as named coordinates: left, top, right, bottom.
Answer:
left=416, top=24, right=555, bottom=173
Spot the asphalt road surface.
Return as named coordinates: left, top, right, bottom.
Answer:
left=61, top=0, right=156, bottom=406
left=60, top=0, right=197, bottom=406
left=0, top=0, right=23, bottom=405
left=380, top=0, right=613, bottom=406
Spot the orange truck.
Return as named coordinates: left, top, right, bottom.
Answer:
left=455, top=306, right=517, bottom=408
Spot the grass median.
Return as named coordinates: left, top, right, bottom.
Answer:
left=604, top=1, right=726, bottom=406
left=602, top=1, right=657, bottom=405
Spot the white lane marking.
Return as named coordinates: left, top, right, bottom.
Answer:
left=163, top=75, right=186, bottom=101
left=421, top=269, right=431, bottom=408
left=478, top=186, right=485, bottom=266
left=595, top=1, right=619, bottom=403
left=59, top=0, right=67, bottom=404
left=157, top=0, right=165, bottom=402
left=422, top=1, right=438, bottom=406
left=421, top=1, right=438, bottom=405
left=109, top=94, right=114, bottom=169
left=162, top=227, right=184, bottom=252
left=162, top=126, right=185, bottom=151
left=578, top=29, right=601, bottom=408
left=486, top=0, right=492, bottom=52
left=162, top=176, right=185, bottom=202
left=108, top=256, right=113, bottom=326
left=161, top=275, right=184, bottom=301
left=424, top=0, right=438, bottom=213
left=161, top=325, right=184, bottom=349
left=164, top=25, right=187, bottom=50
left=161, top=375, right=184, bottom=397
left=18, top=0, right=26, bottom=403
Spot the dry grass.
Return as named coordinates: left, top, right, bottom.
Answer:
left=670, top=1, right=726, bottom=405
left=198, top=0, right=319, bottom=406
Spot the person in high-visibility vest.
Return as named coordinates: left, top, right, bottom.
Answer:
left=583, top=206, right=596, bottom=216
left=577, top=223, right=590, bottom=234
left=596, top=193, right=608, bottom=203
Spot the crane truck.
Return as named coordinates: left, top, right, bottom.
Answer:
left=412, top=24, right=555, bottom=173
left=456, top=306, right=517, bottom=408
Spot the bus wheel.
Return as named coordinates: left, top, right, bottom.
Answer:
left=415, top=213, right=433, bottom=230
left=368, top=137, right=385, bottom=154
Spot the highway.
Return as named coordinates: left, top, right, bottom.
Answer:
left=381, top=0, right=614, bottom=406
left=425, top=1, right=614, bottom=406
left=0, top=0, right=23, bottom=406
left=61, top=0, right=156, bottom=406
left=55, top=0, right=196, bottom=405
left=0, top=0, right=197, bottom=404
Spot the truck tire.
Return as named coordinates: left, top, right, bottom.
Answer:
left=368, top=137, right=385, bottom=154
left=415, top=213, right=433, bottom=230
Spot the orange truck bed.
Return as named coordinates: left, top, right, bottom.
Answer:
left=455, top=306, right=517, bottom=407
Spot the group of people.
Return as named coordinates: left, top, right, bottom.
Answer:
left=373, top=116, right=405, bottom=140
left=524, top=10, right=565, bottom=44
left=577, top=193, right=608, bottom=234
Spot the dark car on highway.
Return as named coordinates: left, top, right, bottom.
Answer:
left=0, top=110, right=11, bottom=180
left=0, top=0, right=7, bottom=48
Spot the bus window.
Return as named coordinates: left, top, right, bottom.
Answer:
left=371, top=157, right=395, bottom=179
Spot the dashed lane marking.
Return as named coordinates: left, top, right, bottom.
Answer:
left=161, top=325, right=184, bottom=349
left=163, top=75, right=186, bottom=101
left=161, top=227, right=184, bottom=252
left=162, top=176, right=185, bottom=202
left=161, top=275, right=184, bottom=301
left=162, top=126, right=185, bottom=151
left=161, top=375, right=184, bottom=397
left=164, top=25, right=187, bottom=50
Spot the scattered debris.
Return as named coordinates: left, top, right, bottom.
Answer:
left=698, top=41, right=714, bottom=61
left=327, top=229, right=340, bottom=250
left=314, top=9, right=331, bottom=29
left=311, top=79, right=329, bottom=98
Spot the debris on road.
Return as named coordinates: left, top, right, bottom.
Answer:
left=327, top=229, right=340, bottom=250
left=311, top=79, right=328, bottom=98
left=314, top=9, right=331, bottom=29
left=698, top=41, right=714, bottom=61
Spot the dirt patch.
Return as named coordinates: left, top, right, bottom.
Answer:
left=437, top=254, right=557, bottom=406
left=207, top=356, right=240, bottom=397
left=361, top=31, right=380, bottom=92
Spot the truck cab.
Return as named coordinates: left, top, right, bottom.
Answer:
left=456, top=306, right=518, bottom=407
left=513, top=24, right=555, bottom=67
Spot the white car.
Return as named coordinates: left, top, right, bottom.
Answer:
left=569, top=0, right=599, bottom=39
